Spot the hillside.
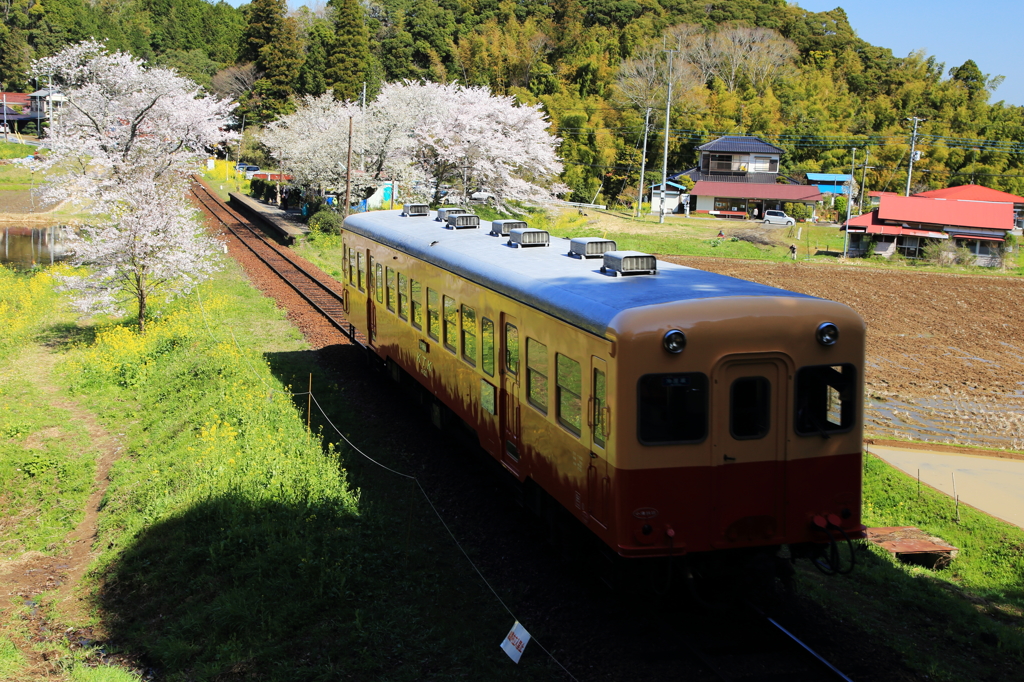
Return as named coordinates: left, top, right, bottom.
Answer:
left=2, top=0, right=1022, bottom=201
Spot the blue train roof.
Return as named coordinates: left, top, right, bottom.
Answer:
left=343, top=210, right=812, bottom=337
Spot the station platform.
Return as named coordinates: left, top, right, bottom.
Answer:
left=228, top=192, right=308, bottom=243
left=867, top=443, right=1024, bottom=528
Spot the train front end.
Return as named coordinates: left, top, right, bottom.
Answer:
left=603, top=294, right=865, bottom=560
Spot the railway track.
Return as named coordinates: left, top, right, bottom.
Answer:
left=189, top=178, right=366, bottom=348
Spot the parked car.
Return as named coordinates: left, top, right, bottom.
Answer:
left=244, top=165, right=260, bottom=179
left=235, top=162, right=248, bottom=172
left=762, top=209, right=795, bottom=226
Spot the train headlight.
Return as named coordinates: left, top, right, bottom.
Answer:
left=816, top=322, right=839, bottom=346
left=663, top=330, right=687, bottom=354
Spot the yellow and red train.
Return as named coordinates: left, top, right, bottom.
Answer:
left=339, top=208, right=865, bottom=564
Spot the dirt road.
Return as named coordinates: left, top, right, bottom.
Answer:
left=663, top=256, right=1024, bottom=450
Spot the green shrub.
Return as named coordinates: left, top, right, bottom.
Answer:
left=308, top=208, right=341, bottom=235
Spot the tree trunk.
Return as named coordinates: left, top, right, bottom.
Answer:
left=138, top=287, right=147, bottom=334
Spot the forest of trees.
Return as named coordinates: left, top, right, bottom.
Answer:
left=4, top=0, right=1023, bottom=203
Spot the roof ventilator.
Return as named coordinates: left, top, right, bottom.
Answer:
left=601, top=250, right=658, bottom=276
left=508, top=228, right=550, bottom=248
left=569, top=237, right=617, bottom=259
left=490, top=219, right=527, bottom=237
left=447, top=213, right=480, bottom=229
left=402, top=203, right=429, bottom=217
left=436, top=207, right=468, bottom=222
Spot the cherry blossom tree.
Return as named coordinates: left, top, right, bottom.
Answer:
left=30, top=40, right=233, bottom=331
left=55, top=180, right=221, bottom=332
left=260, top=81, right=563, bottom=209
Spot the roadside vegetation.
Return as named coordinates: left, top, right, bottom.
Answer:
left=798, top=453, right=1024, bottom=681
left=0, top=260, right=561, bottom=680
left=0, top=142, right=36, bottom=160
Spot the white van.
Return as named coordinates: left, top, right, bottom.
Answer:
left=763, top=209, right=795, bottom=226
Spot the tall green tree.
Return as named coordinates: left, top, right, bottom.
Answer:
left=325, top=0, right=369, bottom=101
left=242, top=0, right=287, bottom=63
left=298, top=21, right=331, bottom=97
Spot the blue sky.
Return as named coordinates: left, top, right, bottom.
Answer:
left=236, top=1, right=1023, bottom=107
left=795, top=1, right=1022, bottom=106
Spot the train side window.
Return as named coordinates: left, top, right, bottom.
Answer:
left=505, top=323, right=519, bottom=375
left=349, top=248, right=356, bottom=285
left=556, top=354, right=581, bottom=436
left=357, top=252, right=365, bottom=292
left=731, top=376, right=771, bottom=440
left=374, top=263, right=384, bottom=303
left=427, top=288, right=440, bottom=340
left=398, top=273, right=409, bottom=320
left=385, top=267, right=396, bottom=312
left=443, top=296, right=458, bottom=352
left=481, top=318, right=495, bottom=376
left=411, top=279, right=422, bottom=329
left=342, top=244, right=348, bottom=282
left=481, top=380, right=496, bottom=415
left=527, top=338, right=548, bottom=413
left=795, top=364, right=856, bottom=436
left=593, top=368, right=607, bottom=448
left=637, top=373, right=708, bottom=445
left=461, top=305, right=477, bottom=366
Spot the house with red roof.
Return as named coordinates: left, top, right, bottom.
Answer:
left=914, top=184, right=1024, bottom=230
left=667, top=136, right=822, bottom=219
left=844, top=193, right=1016, bottom=266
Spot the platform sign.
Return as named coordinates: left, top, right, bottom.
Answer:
left=500, top=621, right=531, bottom=664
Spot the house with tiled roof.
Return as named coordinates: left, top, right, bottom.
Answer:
left=843, top=194, right=1015, bottom=266
left=666, top=135, right=822, bottom=219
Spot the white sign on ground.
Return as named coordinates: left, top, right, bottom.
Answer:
left=500, top=620, right=531, bottom=664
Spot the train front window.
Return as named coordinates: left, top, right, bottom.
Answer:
left=410, top=279, right=422, bottom=329
left=398, top=273, right=408, bottom=320
left=638, top=373, right=708, bottom=444
left=527, top=338, right=548, bottom=413
left=795, top=364, right=856, bottom=436
left=556, top=354, right=581, bottom=436
left=461, top=305, right=476, bottom=365
left=730, top=376, right=771, bottom=440
left=481, top=318, right=495, bottom=376
left=427, top=288, right=440, bottom=340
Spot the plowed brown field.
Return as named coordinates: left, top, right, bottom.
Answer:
left=662, top=256, right=1024, bottom=450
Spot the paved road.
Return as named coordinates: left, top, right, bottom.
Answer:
left=867, top=444, right=1024, bottom=528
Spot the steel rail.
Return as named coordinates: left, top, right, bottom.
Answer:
left=189, top=179, right=365, bottom=348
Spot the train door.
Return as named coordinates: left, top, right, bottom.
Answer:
left=499, top=313, right=522, bottom=472
left=587, top=356, right=610, bottom=527
left=711, top=356, right=787, bottom=545
left=366, top=252, right=377, bottom=344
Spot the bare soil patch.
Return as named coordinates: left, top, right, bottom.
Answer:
left=0, top=346, right=128, bottom=676
left=663, top=256, right=1024, bottom=450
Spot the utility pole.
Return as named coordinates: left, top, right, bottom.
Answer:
left=859, top=148, right=870, bottom=214
left=2, top=84, right=8, bottom=143
left=659, top=49, right=678, bottom=224
left=636, top=107, right=651, bottom=219
left=905, top=116, right=924, bottom=196
left=843, top=147, right=856, bottom=259
left=344, top=115, right=353, bottom=218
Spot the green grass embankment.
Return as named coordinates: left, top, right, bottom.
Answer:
left=1, top=258, right=560, bottom=681
left=798, top=453, right=1024, bottom=681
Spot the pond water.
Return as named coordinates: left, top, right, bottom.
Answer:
left=0, top=226, right=73, bottom=269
